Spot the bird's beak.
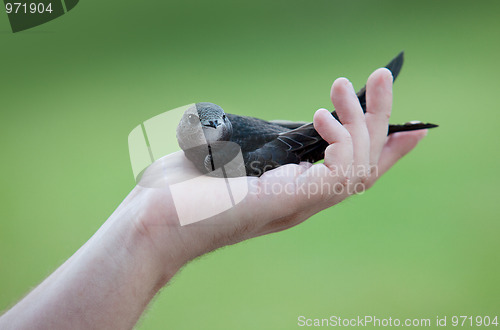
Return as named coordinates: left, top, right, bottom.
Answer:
left=202, top=120, right=221, bottom=129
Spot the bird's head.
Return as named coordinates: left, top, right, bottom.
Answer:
left=176, top=102, right=233, bottom=150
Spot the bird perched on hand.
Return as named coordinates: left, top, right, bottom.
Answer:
left=176, top=52, right=437, bottom=177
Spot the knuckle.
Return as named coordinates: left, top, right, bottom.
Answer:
left=341, top=131, right=353, bottom=144
left=381, top=110, right=392, bottom=121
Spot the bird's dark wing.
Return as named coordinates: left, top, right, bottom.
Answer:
left=241, top=123, right=326, bottom=176
left=226, top=113, right=289, bottom=152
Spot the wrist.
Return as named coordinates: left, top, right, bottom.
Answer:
left=126, top=186, right=194, bottom=285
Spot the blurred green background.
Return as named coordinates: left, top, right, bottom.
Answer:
left=1, top=0, right=499, bottom=329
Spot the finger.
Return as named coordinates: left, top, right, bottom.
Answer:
left=374, top=130, right=427, bottom=178
left=307, top=108, right=353, bottom=177
left=330, top=77, right=370, bottom=171
left=365, top=68, right=393, bottom=168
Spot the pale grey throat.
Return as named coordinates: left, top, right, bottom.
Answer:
left=201, top=123, right=227, bottom=144
left=194, top=102, right=233, bottom=144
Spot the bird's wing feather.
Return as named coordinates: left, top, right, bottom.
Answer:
left=227, top=113, right=289, bottom=152
left=276, top=123, right=321, bottom=152
left=269, top=119, right=308, bottom=129
left=242, top=123, right=325, bottom=176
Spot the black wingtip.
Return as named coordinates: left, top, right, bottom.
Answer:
left=388, top=122, right=438, bottom=135
left=385, top=51, right=404, bottom=82
left=357, top=51, right=405, bottom=112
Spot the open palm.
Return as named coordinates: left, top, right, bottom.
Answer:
left=135, top=68, right=427, bottom=260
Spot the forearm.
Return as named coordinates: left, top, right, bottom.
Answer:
left=0, top=187, right=184, bottom=330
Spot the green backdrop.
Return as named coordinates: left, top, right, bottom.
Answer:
left=1, top=0, right=499, bottom=329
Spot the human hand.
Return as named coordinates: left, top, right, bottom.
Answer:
left=132, top=68, right=428, bottom=276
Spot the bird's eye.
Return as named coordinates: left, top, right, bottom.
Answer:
left=222, top=114, right=226, bottom=121
left=188, top=114, right=199, bottom=125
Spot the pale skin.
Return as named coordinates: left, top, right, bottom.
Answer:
left=0, top=68, right=427, bottom=329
